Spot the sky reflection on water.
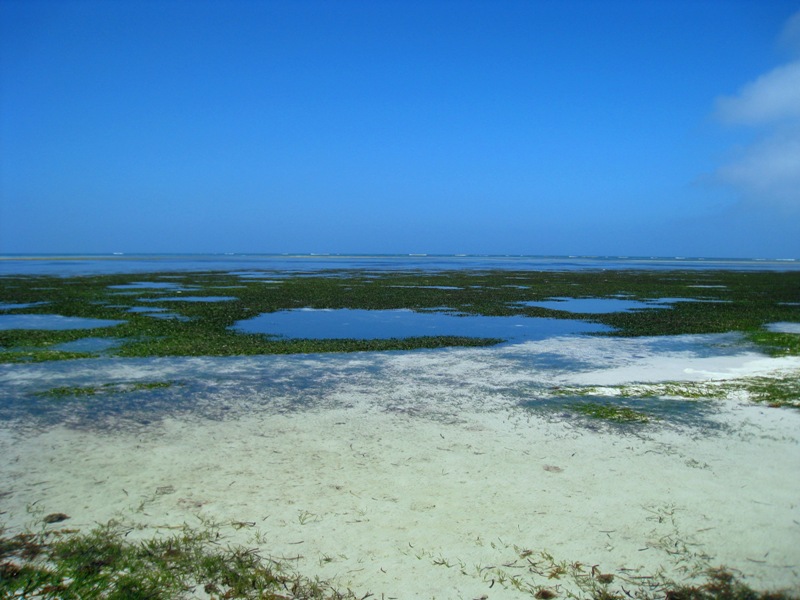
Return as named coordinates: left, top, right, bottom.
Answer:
left=232, top=308, right=610, bottom=341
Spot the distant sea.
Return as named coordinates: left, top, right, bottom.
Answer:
left=1, top=253, right=799, bottom=276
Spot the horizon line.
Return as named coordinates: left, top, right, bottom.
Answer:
left=1, top=253, right=797, bottom=262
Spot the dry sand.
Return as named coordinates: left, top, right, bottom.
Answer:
left=1, top=335, right=799, bottom=598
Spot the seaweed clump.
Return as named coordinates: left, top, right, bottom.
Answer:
left=572, top=401, right=651, bottom=423
left=664, top=567, right=794, bottom=600
left=0, top=522, right=361, bottom=599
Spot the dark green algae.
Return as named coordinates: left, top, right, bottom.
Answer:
left=1, top=269, right=798, bottom=362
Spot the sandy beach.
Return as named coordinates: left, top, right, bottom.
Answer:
left=2, top=335, right=799, bottom=597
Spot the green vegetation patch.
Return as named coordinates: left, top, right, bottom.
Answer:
left=0, top=350, right=95, bottom=363
left=35, top=381, right=177, bottom=399
left=550, top=382, right=729, bottom=401
left=0, top=522, right=357, bottom=600
left=746, top=331, right=800, bottom=357
left=740, top=376, right=800, bottom=408
left=572, top=401, right=651, bottom=423
left=550, top=370, right=800, bottom=409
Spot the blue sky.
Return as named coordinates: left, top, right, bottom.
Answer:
left=1, top=0, right=799, bottom=257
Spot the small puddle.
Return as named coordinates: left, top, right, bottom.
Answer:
left=108, top=282, right=189, bottom=290
left=0, top=302, right=49, bottom=311
left=517, top=297, right=723, bottom=314
left=518, top=298, right=657, bottom=313
left=231, top=308, right=610, bottom=341
left=139, top=296, right=237, bottom=303
left=130, top=309, right=190, bottom=321
left=656, top=297, right=729, bottom=304
left=126, top=306, right=188, bottom=320
left=52, top=337, right=125, bottom=353
left=765, top=322, right=800, bottom=334
left=230, top=271, right=287, bottom=281
left=0, top=314, right=125, bottom=330
left=391, top=285, right=463, bottom=290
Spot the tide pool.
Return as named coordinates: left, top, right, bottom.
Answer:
left=0, top=314, right=125, bottom=330
left=232, top=307, right=610, bottom=341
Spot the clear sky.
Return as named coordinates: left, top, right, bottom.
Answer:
left=1, top=0, right=799, bottom=258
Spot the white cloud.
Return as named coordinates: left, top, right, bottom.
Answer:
left=778, top=9, right=800, bottom=53
left=716, top=129, right=800, bottom=207
left=715, top=61, right=800, bottom=125
left=714, top=11, right=800, bottom=211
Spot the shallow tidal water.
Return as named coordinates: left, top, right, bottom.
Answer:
left=0, top=331, right=761, bottom=431
left=231, top=307, right=611, bottom=341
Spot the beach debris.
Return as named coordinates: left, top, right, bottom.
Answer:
left=591, top=563, right=614, bottom=583
left=177, top=497, right=208, bottom=509
left=42, top=512, right=69, bottom=524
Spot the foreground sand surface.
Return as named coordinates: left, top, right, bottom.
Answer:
left=2, top=335, right=799, bottom=597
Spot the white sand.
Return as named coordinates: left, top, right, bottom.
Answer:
left=1, top=336, right=799, bottom=597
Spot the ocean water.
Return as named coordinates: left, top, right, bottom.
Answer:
left=1, top=253, right=799, bottom=276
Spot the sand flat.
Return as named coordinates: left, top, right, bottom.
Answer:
left=1, top=336, right=799, bottom=597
